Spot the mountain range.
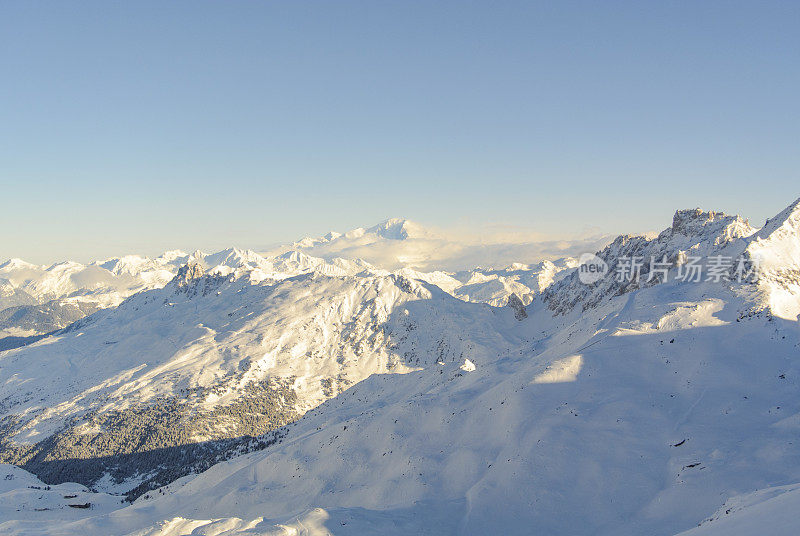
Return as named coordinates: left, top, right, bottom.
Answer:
left=0, top=219, right=587, bottom=341
left=1, top=199, right=799, bottom=535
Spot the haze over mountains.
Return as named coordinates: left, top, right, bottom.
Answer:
left=0, top=218, right=596, bottom=340
left=1, top=198, right=800, bottom=535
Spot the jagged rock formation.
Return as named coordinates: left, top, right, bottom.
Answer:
left=544, top=207, right=758, bottom=315
left=171, top=262, right=205, bottom=288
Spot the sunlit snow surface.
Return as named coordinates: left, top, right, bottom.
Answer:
left=1, top=201, right=800, bottom=535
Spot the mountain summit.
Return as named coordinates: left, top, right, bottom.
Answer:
left=365, top=218, right=432, bottom=240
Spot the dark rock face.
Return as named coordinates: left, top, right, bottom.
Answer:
left=507, top=293, right=527, bottom=320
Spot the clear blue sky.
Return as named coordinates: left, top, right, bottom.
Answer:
left=1, top=1, right=798, bottom=263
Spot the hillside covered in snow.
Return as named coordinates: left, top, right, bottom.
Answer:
left=1, top=199, right=799, bottom=535
left=0, top=219, right=591, bottom=341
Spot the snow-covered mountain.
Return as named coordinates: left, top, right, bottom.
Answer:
left=544, top=208, right=758, bottom=314
left=0, top=254, right=180, bottom=339
left=0, top=248, right=372, bottom=339
left=0, top=225, right=585, bottom=339
left=1, top=199, right=799, bottom=535
left=273, top=217, right=609, bottom=272
left=0, top=261, right=522, bottom=501
left=544, top=199, right=800, bottom=322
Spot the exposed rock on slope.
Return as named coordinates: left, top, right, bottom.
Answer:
left=544, top=207, right=759, bottom=314
left=0, top=268, right=521, bottom=500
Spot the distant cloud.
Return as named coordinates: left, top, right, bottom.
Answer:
left=265, top=218, right=613, bottom=272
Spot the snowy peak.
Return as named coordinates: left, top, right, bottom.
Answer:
left=544, top=206, right=762, bottom=314
left=276, top=216, right=611, bottom=272
left=171, top=262, right=205, bottom=288
left=752, top=197, right=800, bottom=243
left=763, top=197, right=800, bottom=231
left=291, top=218, right=433, bottom=250
left=293, top=232, right=341, bottom=249
left=365, top=218, right=431, bottom=240
left=155, top=249, right=190, bottom=263
left=0, top=247, right=383, bottom=338
left=743, top=198, right=800, bottom=320
left=0, top=258, right=41, bottom=272
left=543, top=199, right=800, bottom=317
left=444, top=259, right=578, bottom=307
left=0, top=259, right=45, bottom=288
left=669, top=208, right=756, bottom=244
left=270, top=250, right=374, bottom=278
left=275, top=249, right=313, bottom=264
left=96, top=255, right=156, bottom=276
left=198, top=247, right=269, bottom=273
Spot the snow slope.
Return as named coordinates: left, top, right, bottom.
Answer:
left=745, top=198, right=800, bottom=320
left=676, top=483, right=800, bottom=536
left=0, top=463, right=121, bottom=524
left=4, top=268, right=799, bottom=535
left=0, top=262, right=521, bottom=500
left=1, top=199, right=799, bottom=535
left=0, top=248, right=375, bottom=338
